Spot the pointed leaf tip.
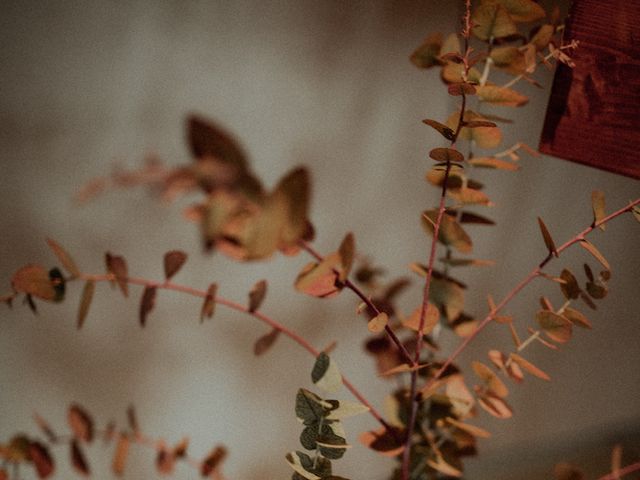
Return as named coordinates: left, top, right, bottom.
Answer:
left=163, top=250, right=187, bottom=280
left=537, top=217, right=558, bottom=257
left=248, top=279, right=267, bottom=313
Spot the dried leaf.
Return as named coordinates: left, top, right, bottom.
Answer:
left=448, top=83, right=477, bottom=96
left=441, top=62, right=482, bottom=84
left=338, top=233, right=355, bottom=281
left=422, top=210, right=472, bottom=253
left=430, top=275, right=465, bottom=321
left=46, top=238, right=80, bottom=278
left=105, top=253, right=128, bottom=297
left=294, top=253, right=342, bottom=298
left=163, top=250, right=187, bottom=280
left=410, top=33, right=444, bottom=69
left=632, top=205, right=640, bottom=223
left=460, top=211, right=495, bottom=225
left=68, top=404, right=94, bottom=443
left=468, top=156, right=519, bottom=170
left=427, top=456, right=462, bottom=478
left=579, top=240, right=610, bottom=270
left=77, top=280, right=95, bottom=330
left=562, top=306, right=592, bottom=329
left=510, top=353, right=550, bottom=381
left=439, top=257, right=495, bottom=267
left=591, top=191, right=606, bottom=231
left=11, top=265, right=57, bottom=301
left=537, top=217, right=558, bottom=256
left=368, top=312, right=389, bottom=333
left=156, top=446, right=175, bottom=475
left=448, top=187, right=492, bottom=206
left=34, top=413, right=57, bottom=443
left=447, top=110, right=502, bottom=148
left=445, top=417, right=491, bottom=438
left=127, top=405, right=139, bottom=433
left=200, top=446, right=227, bottom=478
left=559, top=269, right=581, bottom=300
left=531, top=24, right=555, bottom=50
left=29, top=441, right=54, bottom=479
left=472, top=361, right=509, bottom=398
left=402, top=304, right=439, bottom=335
left=358, top=427, right=405, bottom=457
left=495, top=0, right=546, bottom=22
left=537, top=310, right=572, bottom=343
left=378, top=363, right=431, bottom=377
left=477, top=390, right=513, bottom=419
left=248, top=279, right=267, bottom=312
left=422, top=119, right=455, bottom=141
left=200, top=283, right=217, bottom=322
left=70, top=440, right=90, bottom=476
left=429, top=147, right=464, bottom=164
left=253, top=328, right=280, bottom=356
left=477, top=84, right=528, bottom=106
left=139, top=286, right=157, bottom=327
left=112, top=434, right=130, bottom=477
left=472, top=2, right=517, bottom=41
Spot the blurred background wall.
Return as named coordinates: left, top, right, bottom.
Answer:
left=1, top=1, right=638, bottom=478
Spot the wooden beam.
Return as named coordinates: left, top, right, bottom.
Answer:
left=539, top=0, right=640, bottom=179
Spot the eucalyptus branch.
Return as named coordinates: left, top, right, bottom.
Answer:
left=75, top=272, right=390, bottom=430
left=425, top=197, right=640, bottom=391
left=597, top=461, right=640, bottom=480
left=299, top=240, right=415, bottom=367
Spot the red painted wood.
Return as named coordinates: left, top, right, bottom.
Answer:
left=539, top=0, right=640, bottom=179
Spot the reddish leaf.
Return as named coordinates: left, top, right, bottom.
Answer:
left=448, top=83, right=477, bottom=96
left=537, top=310, right=572, bottom=343
left=34, top=413, right=57, bottom=442
left=537, top=217, right=558, bottom=256
left=77, top=280, right=95, bottom=330
left=477, top=390, right=513, bottom=419
left=338, top=232, right=355, bottom=281
left=29, top=441, right=54, bottom=478
left=200, top=445, right=227, bottom=477
left=248, top=279, right=267, bottom=313
left=127, top=405, right=139, bottom=433
left=510, top=353, right=551, bottom=381
left=46, top=238, right=80, bottom=278
left=294, top=253, right=342, bottom=298
left=105, top=253, right=129, bottom=297
left=358, top=427, right=405, bottom=457
left=70, top=440, right=90, bottom=476
left=472, top=361, right=509, bottom=398
left=562, top=307, right=592, bottom=329
left=429, top=147, right=464, bottom=164
left=163, top=250, right=188, bottom=280
left=156, top=446, right=175, bottom=475
left=200, top=283, right=217, bottom=322
left=11, top=265, right=57, bottom=301
left=579, top=240, right=610, bottom=270
left=112, top=434, right=130, bottom=477
left=422, top=119, right=455, bottom=141
left=68, top=404, right=94, bottom=443
left=139, top=286, right=157, bottom=327
left=253, top=328, right=280, bottom=356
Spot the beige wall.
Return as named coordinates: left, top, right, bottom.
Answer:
left=1, top=1, right=638, bottom=478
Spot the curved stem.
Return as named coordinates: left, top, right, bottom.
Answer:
left=424, top=197, right=640, bottom=392
left=77, top=273, right=390, bottom=430
left=299, top=240, right=415, bottom=366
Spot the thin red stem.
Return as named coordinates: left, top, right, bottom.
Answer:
left=597, top=461, right=640, bottom=480
left=424, top=197, right=640, bottom=391
left=299, top=240, right=415, bottom=366
left=78, top=273, right=390, bottom=430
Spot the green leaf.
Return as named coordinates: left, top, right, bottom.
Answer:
left=77, top=280, right=95, bottom=330
left=476, top=84, right=529, bottom=106
left=248, top=279, right=267, bottom=313
left=537, top=217, right=558, bottom=256
left=326, top=400, right=370, bottom=421
left=472, top=2, right=517, bottom=41
left=311, top=353, right=342, bottom=393
left=537, top=310, right=572, bottom=343
left=163, top=250, right=187, bottom=280
left=295, top=389, right=332, bottom=426
left=579, top=240, right=610, bottom=270
left=422, top=119, right=455, bottom=141
left=46, top=238, right=80, bottom=278
left=422, top=210, right=472, bottom=254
